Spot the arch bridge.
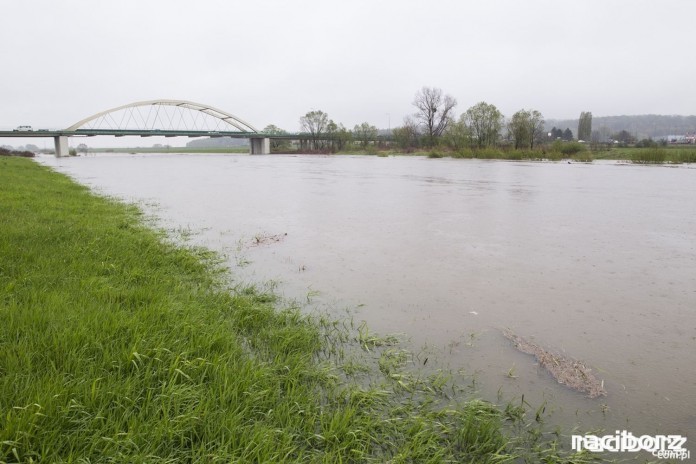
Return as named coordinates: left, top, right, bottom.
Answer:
left=5, top=100, right=271, bottom=156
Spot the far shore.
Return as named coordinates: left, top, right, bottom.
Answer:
left=21, top=143, right=696, bottom=164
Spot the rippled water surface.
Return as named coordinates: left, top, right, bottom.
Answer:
left=40, top=153, right=696, bottom=437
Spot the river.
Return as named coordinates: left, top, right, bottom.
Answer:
left=39, top=153, right=696, bottom=441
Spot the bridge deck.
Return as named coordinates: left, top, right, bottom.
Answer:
left=0, top=130, right=258, bottom=138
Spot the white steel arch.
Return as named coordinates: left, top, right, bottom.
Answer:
left=65, top=99, right=259, bottom=132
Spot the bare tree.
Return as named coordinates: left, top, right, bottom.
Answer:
left=300, top=110, right=329, bottom=150
left=412, top=87, right=457, bottom=146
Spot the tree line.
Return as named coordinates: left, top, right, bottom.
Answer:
left=393, top=87, right=586, bottom=151
left=264, top=86, right=597, bottom=153
left=263, top=113, right=379, bottom=152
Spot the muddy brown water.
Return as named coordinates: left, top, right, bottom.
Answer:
left=40, top=153, right=696, bottom=442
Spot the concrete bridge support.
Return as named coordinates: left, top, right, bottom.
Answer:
left=54, top=136, right=69, bottom=157
left=250, top=137, right=270, bottom=155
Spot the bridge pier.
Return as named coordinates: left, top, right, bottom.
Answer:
left=54, top=136, right=69, bottom=157
left=250, top=137, right=270, bottom=155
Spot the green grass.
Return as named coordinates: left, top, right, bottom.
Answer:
left=0, top=157, right=597, bottom=463
left=671, top=148, right=696, bottom=163
left=630, top=147, right=667, bottom=164
left=592, top=145, right=696, bottom=163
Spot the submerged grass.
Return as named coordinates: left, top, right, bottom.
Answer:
left=448, top=147, right=591, bottom=162
left=0, top=157, right=597, bottom=462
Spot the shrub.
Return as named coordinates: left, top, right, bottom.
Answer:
left=545, top=151, right=564, bottom=161
left=573, top=151, right=594, bottom=162
left=635, top=138, right=658, bottom=148
left=365, top=145, right=379, bottom=156
left=551, top=140, right=585, bottom=156
left=474, top=148, right=504, bottom=159
left=0, top=147, right=35, bottom=157
left=451, top=148, right=475, bottom=159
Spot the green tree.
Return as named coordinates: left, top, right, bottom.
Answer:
left=392, top=116, right=420, bottom=150
left=508, top=111, right=530, bottom=149
left=443, top=119, right=470, bottom=150
left=326, top=120, right=338, bottom=152
left=412, top=86, right=457, bottom=146
left=263, top=124, right=291, bottom=152
left=578, top=111, right=592, bottom=141
left=507, top=109, right=544, bottom=149
left=562, top=128, right=573, bottom=141
left=321, top=121, right=352, bottom=153
left=300, top=110, right=329, bottom=150
left=334, top=123, right=352, bottom=151
left=263, top=124, right=285, bottom=135
left=353, top=122, right=378, bottom=148
left=612, top=130, right=634, bottom=144
left=463, top=102, right=503, bottom=148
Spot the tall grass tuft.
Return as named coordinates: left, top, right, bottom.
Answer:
left=669, top=149, right=696, bottom=163
left=631, top=148, right=667, bottom=164
left=474, top=148, right=506, bottom=159
left=427, top=150, right=445, bottom=158
left=573, top=151, right=594, bottom=163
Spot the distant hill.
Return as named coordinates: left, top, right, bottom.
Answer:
left=186, top=137, right=249, bottom=148
left=544, top=115, right=696, bottom=140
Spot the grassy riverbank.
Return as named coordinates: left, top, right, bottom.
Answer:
left=0, top=157, right=595, bottom=462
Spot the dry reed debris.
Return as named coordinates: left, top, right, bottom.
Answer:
left=503, top=329, right=607, bottom=398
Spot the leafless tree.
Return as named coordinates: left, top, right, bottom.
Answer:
left=300, top=110, right=329, bottom=150
left=412, top=87, right=457, bottom=146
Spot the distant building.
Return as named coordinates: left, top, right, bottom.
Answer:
left=654, top=134, right=695, bottom=144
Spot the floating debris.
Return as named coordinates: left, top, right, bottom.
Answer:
left=251, top=232, right=287, bottom=246
left=503, top=329, right=607, bottom=398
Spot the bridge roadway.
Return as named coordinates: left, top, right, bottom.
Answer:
left=0, top=129, right=258, bottom=138
left=0, top=129, right=272, bottom=156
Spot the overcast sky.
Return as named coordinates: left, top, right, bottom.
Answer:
left=2, top=0, right=695, bottom=142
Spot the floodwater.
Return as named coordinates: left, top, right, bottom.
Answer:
left=39, top=153, right=696, bottom=441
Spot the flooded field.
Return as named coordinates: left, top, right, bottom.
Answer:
left=40, top=153, right=696, bottom=440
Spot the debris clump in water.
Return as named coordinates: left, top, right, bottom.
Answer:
left=503, top=329, right=607, bottom=398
